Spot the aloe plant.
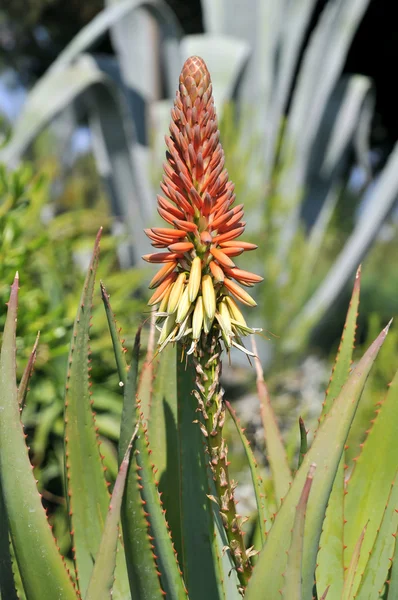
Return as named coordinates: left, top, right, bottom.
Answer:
left=1, top=56, right=397, bottom=600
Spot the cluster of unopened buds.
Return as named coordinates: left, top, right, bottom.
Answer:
left=143, top=56, right=263, bottom=356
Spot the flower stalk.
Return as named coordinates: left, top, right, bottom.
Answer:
left=143, top=55, right=263, bottom=589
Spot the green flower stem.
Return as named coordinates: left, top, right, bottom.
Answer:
left=193, top=334, right=252, bottom=590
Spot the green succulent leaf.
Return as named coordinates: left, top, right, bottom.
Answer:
left=298, top=417, right=308, bottom=469
left=64, top=229, right=125, bottom=596
left=252, top=338, right=291, bottom=504
left=282, top=464, right=316, bottom=600
left=120, top=344, right=165, bottom=600
left=17, top=331, right=39, bottom=408
left=319, top=266, right=361, bottom=424
left=177, top=352, right=236, bottom=600
left=388, top=526, right=398, bottom=599
left=356, top=471, right=398, bottom=599
left=226, top=401, right=267, bottom=547
left=120, top=342, right=189, bottom=600
left=0, top=275, right=77, bottom=600
left=100, top=280, right=128, bottom=387
left=344, top=363, right=398, bottom=597
left=85, top=427, right=138, bottom=600
left=0, top=489, right=19, bottom=600
left=316, top=268, right=361, bottom=599
left=342, top=525, right=367, bottom=600
left=245, top=322, right=389, bottom=600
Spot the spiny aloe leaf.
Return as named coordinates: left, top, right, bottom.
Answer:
left=134, top=414, right=189, bottom=599
left=120, top=344, right=164, bottom=599
left=64, top=229, right=116, bottom=596
left=85, top=426, right=138, bottom=600
left=147, top=344, right=181, bottom=559
left=226, top=401, right=267, bottom=547
left=356, top=471, right=398, bottom=599
left=118, top=326, right=141, bottom=462
left=100, top=281, right=128, bottom=386
left=282, top=464, right=316, bottom=600
left=252, top=337, right=291, bottom=504
left=298, top=416, right=308, bottom=469
left=388, top=526, right=398, bottom=599
left=17, top=331, right=39, bottom=407
left=176, top=352, right=239, bottom=600
left=316, top=268, right=361, bottom=599
left=342, top=525, right=367, bottom=600
left=0, top=275, right=77, bottom=600
left=0, top=488, right=19, bottom=600
left=320, top=586, right=331, bottom=599
left=245, top=323, right=389, bottom=600
left=137, top=310, right=157, bottom=422
left=319, top=266, right=361, bottom=424
left=344, top=363, right=398, bottom=596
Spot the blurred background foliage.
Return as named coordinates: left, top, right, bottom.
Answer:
left=0, top=0, right=397, bottom=559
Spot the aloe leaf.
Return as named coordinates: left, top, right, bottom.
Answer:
left=137, top=310, right=156, bottom=422
left=0, top=274, right=77, bottom=600
left=319, top=587, right=331, bottom=600
left=100, top=281, right=128, bottom=386
left=282, top=464, right=316, bottom=600
left=120, top=347, right=164, bottom=599
left=118, top=327, right=141, bottom=463
left=252, top=337, right=291, bottom=504
left=316, top=267, right=361, bottom=599
left=344, top=363, right=398, bottom=596
left=356, top=472, right=398, bottom=599
left=85, top=426, right=138, bottom=600
left=320, top=266, right=361, bottom=423
left=17, top=331, right=39, bottom=407
left=226, top=401, right=267, bottom=547
left=342, top=525, right=367, bottom=600
left=0, top=489, right=19, bottom=600
left=245, top=323, right=390, bottom=600
left=134, top=415, right=189, bottom=599
left=147, top=344, right=181, bottom=557
left=64, top=229, right=113, bottom=596
left=149, top=343, right=233, bottom=599
left=388, top=527, right=398, bottom=599
left=298, top=417, right=308, bottom=469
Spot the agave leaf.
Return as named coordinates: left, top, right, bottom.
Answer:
left=263, top=0, right=319, bottom=177
left=100, top=281, right=128, bottom=386
left=85, top=427, right=138, bottom=600
left=17, top=331, right=39, bottom=407
left=282, top=464, right=316, bottom=600
left=64, top=229, right=118, bottom=596
left=245, top=323, right=389, bottom=600
left=356, top=471, right=398, bottom=599
left=0, top=275, right=77, bottom=600
left=226, top=401, right=267, bottom=547
left=252, top=337, right=291, bottom=504
left=286, top=141, right=398, bottom=345
left=119, top=342, right=165, bottom=599
left=316, top=267, right=361, bottom=599
left=298, top=417, right=308, bottom=469
left=276, top=0, right=370, bottom=255
left=344, top=363, right=398, bottom=596
left=342, top=525, right=367, bottom=600
left=0, top=489, right=19, bottom=600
